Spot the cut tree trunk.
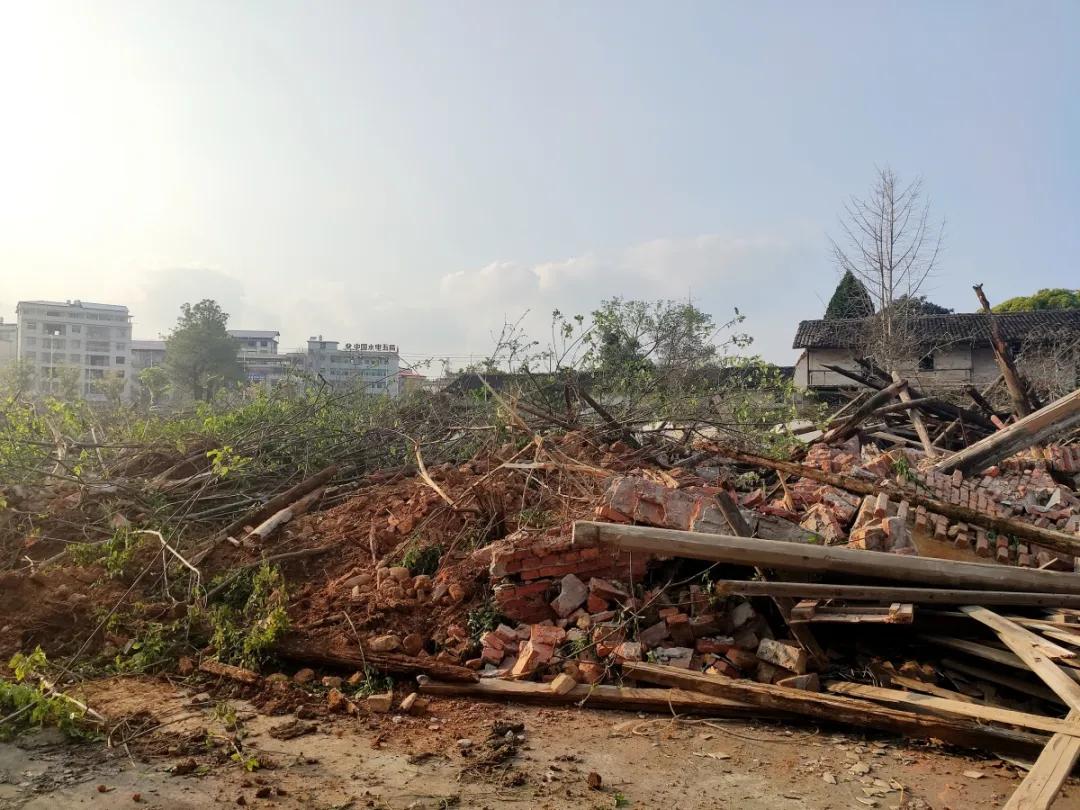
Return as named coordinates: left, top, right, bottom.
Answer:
left=974, top=284, right=1040, bottom=417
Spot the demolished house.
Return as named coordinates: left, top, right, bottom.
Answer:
left=3, top=330, right=1080, bottom=808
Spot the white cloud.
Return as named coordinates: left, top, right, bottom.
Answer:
left=369, top=228, right=823, bottom=364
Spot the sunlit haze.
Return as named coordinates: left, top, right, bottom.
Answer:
left=1, top=1, right=1077, bottom=368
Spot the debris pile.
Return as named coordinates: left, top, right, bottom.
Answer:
left=2, top=369, right=1080, bottom=808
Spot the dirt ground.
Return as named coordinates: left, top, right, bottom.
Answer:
left=1, top=676, right=1075, bottom=810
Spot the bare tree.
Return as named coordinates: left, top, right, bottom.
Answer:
left=830, top=167, right=945, bottom=371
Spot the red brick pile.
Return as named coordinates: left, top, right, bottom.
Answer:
left=786, top=443, right=1080, bottom=568
left=491, top=530, right=650, bottom=623
left=477, top=571, right=801, bottom=688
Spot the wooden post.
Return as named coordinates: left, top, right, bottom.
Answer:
left=892, top=372, right=936, bottom=458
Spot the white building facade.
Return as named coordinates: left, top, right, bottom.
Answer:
left=0, top=319, right=16, bottom=366
left=301, top=338, right=400, bottom=395
left=16, top=300, right=132, bottom=399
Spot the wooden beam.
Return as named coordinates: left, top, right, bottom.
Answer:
left=920, top=635, right=1080, bottom=686
left=823, top=363, right=996, bottom=430
left=621, top=662, right=1046, bottom=753
left=826, top=682, right=1080, bottom=738
left=964, top=607, right=1080, bottom=810
left=935, top=388, right=1080, bottom=476
left=960, top=607, right=1080, bottom=712
left=714, top=447, right=1080, bottom=558
left=274, top=639, right=479, bottom=683
left=818, top=379, right=905, bottom=445
left=713, top=491, right=828, bottom=669
left=574, top=521, right=1080, bottom=595
left=941, top=658, right=1066, bottom=707
left=414, top=675, right=788, bottom=717
left=1004, top=711, right=1080, bottom=810
left=893, top=372, right=937, bottom=458
left=886, top=673, right=981, bottom=704
left=956, top=607, right=1076, bottom=661
left=712, top=580, right=1080, bottom=609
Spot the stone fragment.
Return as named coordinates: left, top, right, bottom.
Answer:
left=549, top=673, right=577, bottom=695
left=612, top=641, right=642, bottom=663
left=366, top=691, right=394, bottom=713
left=729, top=601, right=756, bottom=628
left=327, top=688, right=350, bottom=713
left=776, top=673, right=821, bottom=691
left=637, top=620, right=670, bottom=649
left=589, top=577, right=630, bottom=602
left=368, top=634, right=402, bottom=653
left=402, top=633, right=424, bottom=656
left=293, top=668, right=316, bottom=684
left=551, top=574, right=589, bottom=618
left=757, top=638, right=808, bottom=675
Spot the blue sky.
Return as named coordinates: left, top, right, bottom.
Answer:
left=0, top=1, right=1076, bottom=368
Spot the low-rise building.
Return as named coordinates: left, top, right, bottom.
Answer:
left=792, top=310, right=1080, bottom=391
left=302, top=338, right=400, bottom=395
left=16, top=300, right=132, bottom=399
left=130, top=339, right=167, bottom=372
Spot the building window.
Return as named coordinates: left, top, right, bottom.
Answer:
left=115, top=356, right=125, bottom=364
left=88, top=355, right=109, bottom=367
left=71, top=325, right=81, bottom=333
left=918, top=353, right=935, bottom=371
left=24, top=336, right=36, bottom=347
left=23, top=320, right=36, bottom=330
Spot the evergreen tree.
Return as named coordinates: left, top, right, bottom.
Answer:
left=824, top=271, right=874, bottom=319
left=164, top=300, right=243, bottom=401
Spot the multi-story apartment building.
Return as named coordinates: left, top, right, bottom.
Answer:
left=302, top=338, right=400, bottom=395
left=16, top=300, right=132, bottom=399
left=0, top=319, right=16, bottom=366
left=230, top=330, right=280, bottom=356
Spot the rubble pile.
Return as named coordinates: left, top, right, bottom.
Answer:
left=3, top=368, right=1080, bottom=809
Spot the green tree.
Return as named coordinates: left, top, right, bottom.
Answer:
left=0, top=360, right=35, bottom=398
left=885, top=294, right=953, bottom=317
left=994, top=288, right=1080, bottom=312
left=93, top=370, right=127, bottom=407
left=824, top=270, right=874, bottom=319
left=53, top=367, right=82, bottom=402
left=137, top=366, right=171, bottom=405
left=582, top=298, right=748, bottom=393
left=164, top=300, right=242, bottom=401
